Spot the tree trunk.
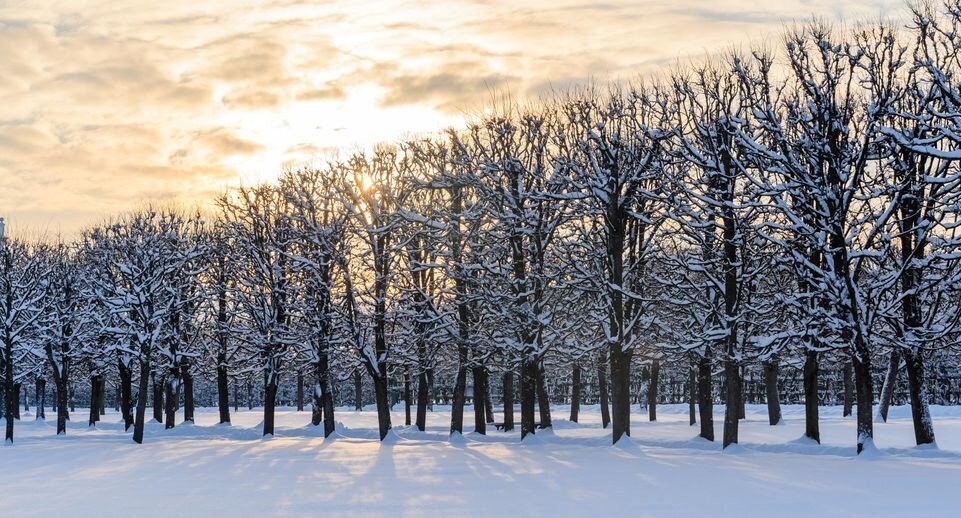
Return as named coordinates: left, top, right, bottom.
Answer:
left=853, top=353, right=874, bottom=454
left=536, top=364, right=552, bottom=429
left=904, top=349, right=935, bottom=445
left=450, top=362, right=467, bottom=435
left=737, top=368, right=746, bottom=420
left=502, top=371, right=514, bottom=432
left=296, top=371, right=304, bottom=412
left=697, top=352, right=714, bottom=441
left=609, top=344, right=632, bottom=444
left=722, top=357, right=739, bottom=448
left=217, top=359, right=230, bottom=424
left=416, top=368, right=430, bottom=431
left=246, top=380, right=253, bottom=410
left=321, top=370, right=336, bottom=437
left=13, top=383, right=21, bottom=420
left=5, top=346, right=15, bottom=440
left=88, top=375, right=102, bottom=426
left=803, top=350, right=820, bottom=443
left=55, top=374, right=68, bottom=435
left=132, top=359, right=151, bottom=444
left=878, top=350, right=900, bottom=423
left=520, top=359, right=537, bottom=439
left=0, top=359, right=5, bottom=430
left=484, top=377, right=494, bottom=423
left=99, top=377, right=106, bottom=416
left=263, top=379, right=277, bottom=436
left=119, top=361, right=133, bottom=430
left=232, top=379, right=239, bottom=413
left=688, top=365, right=697, bottom=426
left=373, top=373, right=392, bottom=440
left=569, top=364, right=581, bottom=423
left=312, top=377, right=325, bottom=425
left=181, top=362, right=194, bottom=423
left=404, top=370, right=412, bottom=426
left=764, top=360, right=782, bottom=425
left=842, top=361, right=854, bottom=417
left=311, top=354, right=335, bottom=437
left=597, top=349, right=610, bottom=429
left=152, top=373, right=164, bottom=423
left=353, top=370, right=363, bottom=411
left=472, top=366, right=487, bottom=435
left=164, top=370, right=178, bottom=430
left=35, top=378, right=46, bottom=420
left=648, top=360, right=660, bottom=422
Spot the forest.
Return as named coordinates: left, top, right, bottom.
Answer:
left=6, top=5, right=961, bottom=459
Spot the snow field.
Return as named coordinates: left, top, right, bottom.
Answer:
left=2, top=404, right=961, bottom=517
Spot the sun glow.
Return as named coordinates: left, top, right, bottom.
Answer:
left=219, top=84, right=456, bottom=186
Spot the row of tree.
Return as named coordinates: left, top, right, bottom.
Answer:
left=5, top=7, right=961, bottom=454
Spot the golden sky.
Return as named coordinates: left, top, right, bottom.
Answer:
left=0, top=0, right=901, bottom=238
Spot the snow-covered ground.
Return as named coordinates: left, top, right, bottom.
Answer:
left=2, top=404, right=961, bottom=516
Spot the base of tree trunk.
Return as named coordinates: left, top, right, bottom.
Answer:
left=502, top=371, right=514, bottom=432
left=132, top=361, right=151, bottom=444
left=416, top=369, right=430, bottom=432
left=472, top=367, right=487, bottom=435
left=904, top=350, right=936, bottom=446
left=853, top=353, right=874, bottom=454
left=296, top=372, right=305, bottom=412
left=152, top=374, right=164, bottom=424
left=404, top=371, right=412, bottom=427
left=697, top=353, right=714, bottom=441
left=450, top=363, right=467, bottom=435
left=217, top=363, right=230, bottom=425
left=520, top=360, right=537, bottom=440
left=764, top=360, right=782, bottom=426
left=842, top=361, right=854, bottom=418
left=263, top=381, right=278, bottom=436
left=353, top=371, right=363, bottom=411
left=648, top=360, right=660, bottom=422
left=878, top=350, right=900, bottom=423
left=535, top=364, right=551, bottom=429
left=598, top=350, right=610, bottom=429
left=35, top=378, right=46, bottom=421
left=609, top=346, right=632, bottom=444
left=688, top=365, right=697, bottom=426
left=570, top=364, right=581, bottom=423
left=373, top=374, right=392, bottom=441
left=722, top=359, right=739, bottom=448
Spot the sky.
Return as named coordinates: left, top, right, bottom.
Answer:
left=0, top=0, right=904, bottom=238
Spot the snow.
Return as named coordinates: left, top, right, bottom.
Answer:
left=3, top=404, right=961, bottom=516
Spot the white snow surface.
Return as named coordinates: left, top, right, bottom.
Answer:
left=3, top=404, right=961, bottom=517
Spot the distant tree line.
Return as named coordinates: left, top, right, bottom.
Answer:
left=5, top=6, right=961, bottom=454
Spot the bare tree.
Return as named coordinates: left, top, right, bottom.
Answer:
left=221, top=186, right=294, bottom=437
left=283, top=168, right=345, bottom=437
left=556, top=86, right=670, bottom=443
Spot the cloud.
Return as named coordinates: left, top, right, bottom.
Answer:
left=296, top=84, right=346, bottom=101
left=199, top=35, right=289, bottom=83
left=0, top=124, right=57, bottom=156
left=0, top=0, right=907, bottom=237
left=222, top=89, right=282, bottom=108
left=192, top=128, right=264, bottom=156
left=377, top=64, right=519, bottom=113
